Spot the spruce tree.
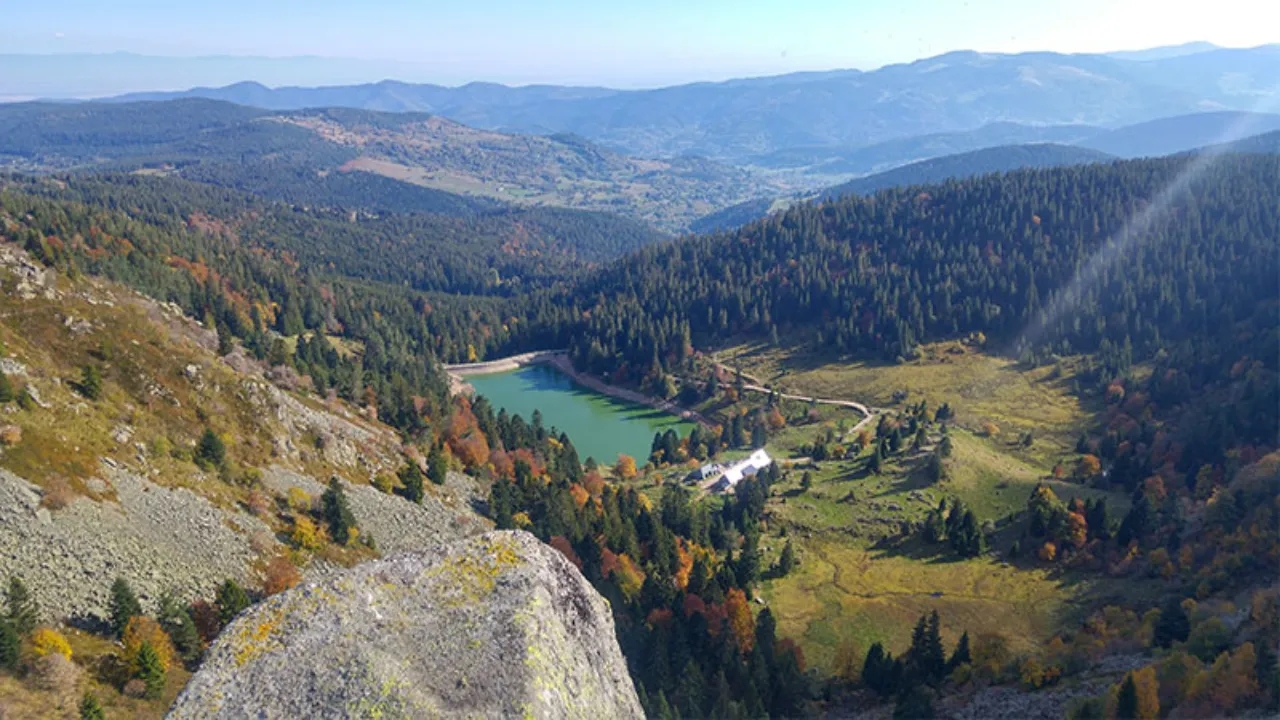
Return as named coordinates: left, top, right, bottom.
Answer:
left=322, top=477, right=356, bottom=545
left=777, top=539, right=796, bottom=576
left=79, top=364, right=102, bottom=400
left=79, top=692, right=106, bottom=720
left=1116, top=673, right=1138, bottom=720
left=923, top=611, right=947, bottom=682
left=948, top=631, right=971, bottom=673
left=4, top=576, right=38, bottom=636
left=109, top=576, right=142, bottom=639
left=1153, top=597, right=1190, bottom=648
left=399, top=462, right=425, bottom=503
left=0, top=373, right=12, bottom=403
left=158, top=591, right=202, bottom=665
left=216, top=579, right=251, bottom=628
left=196, top=429, right=226, bottom=469
left=428, top=442, right=448, bottom=486
left=136, top=640, right=166, bottom=699
left=0, top=620, right=19, bottom=672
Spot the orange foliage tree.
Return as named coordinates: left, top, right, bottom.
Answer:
left=613, top=454, right=638, bottom=480
left=261, top=554, right=302, bottom=596
left=725, top=588, right=756, bottom=654
left=122, top=617, right=177, bottom=673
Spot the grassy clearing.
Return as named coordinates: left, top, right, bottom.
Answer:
left=762, top=536, right=1075, bottom=671
left=701, top=341, right=1136, bottom=674
left=713, top=339, right=1098, bottom=464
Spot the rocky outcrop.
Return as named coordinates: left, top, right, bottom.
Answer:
left=168, top=531, right=643, bottom=720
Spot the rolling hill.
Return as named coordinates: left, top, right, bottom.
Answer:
left=0, top=99, right=778, bottom=232
left=1077, top=111, right=1280, bottom=157
left=821, top=143, right=1115, bottom=199
left=97, top=46, right=1280, bottom=163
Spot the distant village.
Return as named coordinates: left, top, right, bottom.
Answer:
left=686, top=448, right=773, bottom=494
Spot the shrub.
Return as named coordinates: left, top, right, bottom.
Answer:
left=40, top=476, right=76, bottom=510
left=31, top=627, right=72, bottom=659
left=0, top=425, right=20, bottom=447
left=260, top=555, right=301, bottom=596
left=216, top=579, right=251, bottom=628
left=77, top=365, right=102, bottom=400
left=291, top=516, right=325, bottom=551
left=286, top=487, right=312, bottom=512
left=122, top=678, right=147, bottom=698
left=33, top=653, right=82, bottom=705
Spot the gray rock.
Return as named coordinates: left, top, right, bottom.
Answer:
left=169, top=531, right=643, bottom=720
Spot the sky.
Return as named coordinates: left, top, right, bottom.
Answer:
left=3, top=0, right=1279, bottom=88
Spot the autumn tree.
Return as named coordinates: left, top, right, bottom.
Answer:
left=614, top=454, right=638, bottom=480
left=122, top=616, right=177, bottom=676
left=724, top=588, right=756, bottom=654
left=261, top=554, right=301, bottom=596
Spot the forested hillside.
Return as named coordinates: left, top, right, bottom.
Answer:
left=547, top=155, right=1278, bottom=382
left=0, top=99, right=778, bottom=233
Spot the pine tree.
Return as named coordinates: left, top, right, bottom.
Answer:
left=158, top=591, right=202, bottom=665
left=79, top=691, right=106, bottom=720
left=136, top=640, right=166, bottom=699
left=0, top=620, right=19, bottom=672
left=948, top=631, right=971, bottom=673
left=216, top=321, right=234, bottom=356
left=428, top=442, right=448, bottom=486
left=322, top=477, right=357, bottom=545
left=777, top=539, right=796, bottom=576
left=399, top=461, right=425, bottom=503
left=78, top=364, right=102, bottom=400
left=109, top=576, right=142, bottom=639
left=196, top=429, right=226, bottom=469
left=216, top=579, right=251, bottom=628
left=0, top=373, right=12, bottom=403
left=1154, top=597, right=1191, bottom=648
left=939, top=434, right=953, bottom=458
left=4, top=576, right=38, bottom=636
left=922, top=611, right=947, bottom=682
left=1116, top=673, right=1139, bottom=720
left=869, top=449, right=883, bottom=475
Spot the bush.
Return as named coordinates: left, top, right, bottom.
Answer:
left=77, top=365, right=102, bottom=400
left=260, top=555, right=301, bottom=596
left=0, top=425, right=21, bottom=447
left=286, top=487, right=313, bottom=512
left=33, top=653, right=82, bottom=706
left=290, top=516, right=324, bottom=551
left=40, top=476, right=76, bottom=510
left=31, top=627, right=72, bottom=659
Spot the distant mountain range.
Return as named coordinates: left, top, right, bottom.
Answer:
left=0, top=99, right=778, bottom=232
left=692, top=122, right=1280, bottom=233
left=86, top=45, right=1280, bottom=164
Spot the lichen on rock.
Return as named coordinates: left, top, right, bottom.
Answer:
left=168, top=530, right=643, bottom=719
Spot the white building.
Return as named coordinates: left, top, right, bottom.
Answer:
left=712, top=449, right=772, bottom=493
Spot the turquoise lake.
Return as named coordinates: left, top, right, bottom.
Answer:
left=466, top=364, right=693, bottom=464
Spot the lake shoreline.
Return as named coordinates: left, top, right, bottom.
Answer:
left=445, top=350, right=713, bottom=428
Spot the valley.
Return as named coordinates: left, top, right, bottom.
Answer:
left=0, top=37, right=1276, bottom=719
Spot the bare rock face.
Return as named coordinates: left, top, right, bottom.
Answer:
left=168, top=531, right=643, bottom=719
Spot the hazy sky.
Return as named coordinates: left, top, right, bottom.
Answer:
left=5, top=0, right=1278, bottom=86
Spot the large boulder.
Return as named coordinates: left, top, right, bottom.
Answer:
left=168, top=531, right=643, bottom=719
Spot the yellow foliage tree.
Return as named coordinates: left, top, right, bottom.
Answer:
left=725, top=588, right=756, bottom=655
left=613, top=553, right=646, bottom=601
left=291, top=515, right=324, bottom=551
left=613, top=454, right=638, bottom=480
left=981, top=421, right=1000, bottom=437
left=286, top=487, right=312, bottom=512
left=30, top=627, right=72, bottom=660
left=121, top=616, right=177, bottom=674
left=1131, top=665, right=1160, bottom=719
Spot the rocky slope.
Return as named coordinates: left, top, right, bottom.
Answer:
left=169, top=531, right=643, bottom=719
left=0, top=240, right=487, bottom=625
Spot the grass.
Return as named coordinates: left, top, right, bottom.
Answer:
left=762, top=536, right=1075, bottom=672
left=700, top=340, right=1138, bottom=674
left=713, top=339, right=1098, bottom=463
